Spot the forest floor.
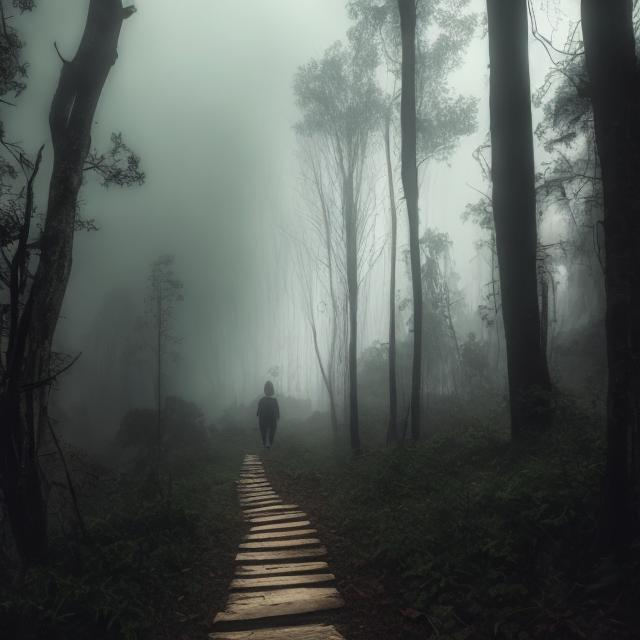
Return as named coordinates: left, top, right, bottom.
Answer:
left=265, top=410, right=640, bottom=640
left=1, top=429, right=250, bottom=640
left=3, top=404, right=640, bottom=640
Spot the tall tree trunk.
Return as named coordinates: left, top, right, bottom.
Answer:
left=581, top=0, right=640, bottom=550
left=486, top=0, right=551, bottom=439
left=398, top=0, right=422, bottom=442
left=384, top=111, right=399, bottom=444
left=344, top=170, right=360, bottom=451
left=0, top=0, right=135, bottom=564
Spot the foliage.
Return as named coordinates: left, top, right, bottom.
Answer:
left=116, top=397, right=210, bottom=451
left=268, top=403, right=639, bottom=639
left=347, top=0, right=478, bottom=163
left=0, top=436, right=245, bottom=639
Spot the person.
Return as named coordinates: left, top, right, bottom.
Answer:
left=257, top=380, right=280, bottom=449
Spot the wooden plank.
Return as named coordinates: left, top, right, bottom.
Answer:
left=239, top=491, right=278, bottom=497
left=243, top=504, right=298, bottom=515
left=235, top=547, right=327, bottom=563
left=250, top=520, right=311, bottom=532
left=239, top=538, right=321, bottom=550
left=230, top=573, right=335, bottom=590
left=209, top=623, right=345, bottom=639
left=245, top=528, right=317, bottom=541
left=239, top=499, right=282, bottom=508
left=247, top=512, right=306, bottom=525
left=240, top=501, right=282, bottom=508
left=214, top=587, right=344, bottom=624
left=239, top=491, right=278, bottom=498
left=235, top=561, right=329, bottom=577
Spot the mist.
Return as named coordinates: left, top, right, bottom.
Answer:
left=2, top=1, right=637, bottom=638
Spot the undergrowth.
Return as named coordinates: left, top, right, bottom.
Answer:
left=267, top=401, right=640, bottom=639
left=1, top=438, right=245, bottom=639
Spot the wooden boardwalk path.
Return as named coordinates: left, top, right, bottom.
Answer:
left=210, top=454, right=346, bottom=639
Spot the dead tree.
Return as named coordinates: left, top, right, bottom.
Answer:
left=0, top=0, right=137, bottom=564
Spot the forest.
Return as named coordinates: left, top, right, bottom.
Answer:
left=0, top=0, right=639, bottom=638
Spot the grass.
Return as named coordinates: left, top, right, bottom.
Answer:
left=0, top=429, right=250, bottom=640
left=265, top=404, right=640, bottom=640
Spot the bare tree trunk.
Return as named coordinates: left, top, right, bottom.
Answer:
left=0, top=0, right=135, bottom=564
left=398, top=0, right=422, bottom=442
left=539, top=266, right=549, bottom=363
left=486, top=0, right=551, bottom=439
left=581, top=0, right=640, bottom=551
left=319, top=179, right=341, bottom=440
left=344, top=170, right=360, bottom=451
left=157, top=289, right=162, bottom=460
left=310, top=321, right=339, bottom=436
left=384, top=111, right=399, bottom=444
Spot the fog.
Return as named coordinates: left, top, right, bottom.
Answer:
left=7, top=0, right=584, bottom=444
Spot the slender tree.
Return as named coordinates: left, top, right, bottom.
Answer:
left=397, top=0, right=422, bottom=442
left=298, top=141, right=342, bottom=439
left=384, top=106, right=399, bottom=443
left=485, top=0, right=551, bottom=439
left=145, top=255, right=183, bottom=458
left=581, top=0, right=640, bottom=550
left=294, top=41, right=381, bottom=451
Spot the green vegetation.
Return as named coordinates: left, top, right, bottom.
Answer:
left=0, top=431, right=248, bottom=640
left=267, top=402, right=640, bottom=639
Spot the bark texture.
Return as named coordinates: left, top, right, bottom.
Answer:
left=486, top=0, right=551, bottom=439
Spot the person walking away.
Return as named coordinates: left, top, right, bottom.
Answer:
left=257, top=380, right=280, bottom=449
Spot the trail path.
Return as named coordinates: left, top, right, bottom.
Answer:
left=210, top=454, right=346, bottom=640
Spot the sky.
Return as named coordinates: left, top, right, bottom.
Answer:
left=7, top=0, right=580, bottom=439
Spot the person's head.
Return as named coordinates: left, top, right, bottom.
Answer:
left=264, top=380, right=275, bottom=397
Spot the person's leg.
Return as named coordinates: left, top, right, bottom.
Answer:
left=259, top=424, right=268, bottom=447
left=269, top=423, right=277, bottom=447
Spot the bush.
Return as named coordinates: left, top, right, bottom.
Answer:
left=266, top=406, right=639, bottom=639
left=0, top=436, right=246, bottom=639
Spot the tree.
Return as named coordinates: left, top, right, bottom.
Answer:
left=144, top=255, right=183, bottom=459
left=350, top=0, right=476, bottom=441
left=383, top=105, right=399, bottom=443
left=296, top=140, right=343, bottom=440
left=0, top=0, right=140, bottom=564
left=581, top=0, right=640, bottom=550
left=397, top=0, right=422, bottom=442
left=294, top=41, right=381, bottom=451
left=485, top=0, right=551, bottom=439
